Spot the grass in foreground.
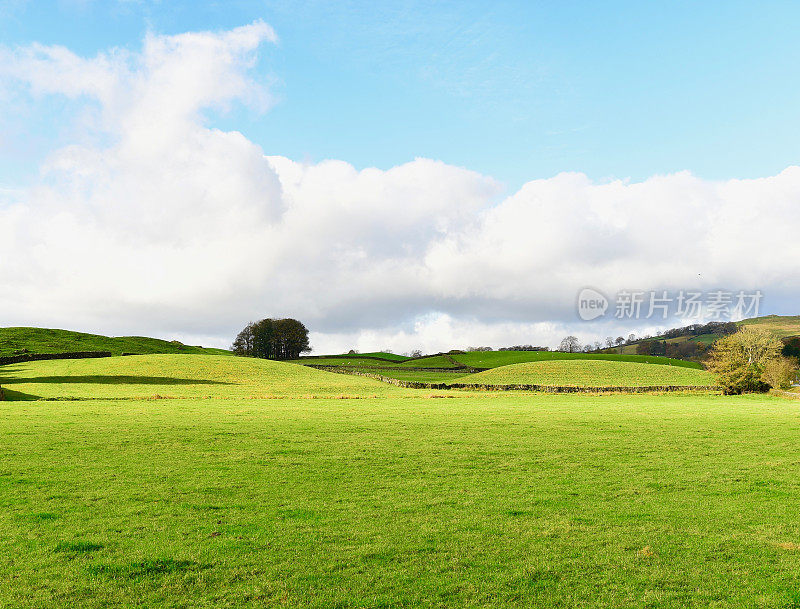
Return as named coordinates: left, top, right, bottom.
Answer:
left=458, top=360, right=717, bottom=387
left=0, top=327, right=230, bottom=357
left=0, top=354, right=411, bottom=400
left=2, top=393, right=800, bottom=607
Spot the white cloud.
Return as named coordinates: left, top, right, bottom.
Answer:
left=1, top=23, right=799, bottom=354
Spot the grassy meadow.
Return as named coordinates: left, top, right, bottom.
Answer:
left=447, top=351, right=702, bottom=370
left=0, top=355, right=409, bottom=401
left=458, top=360, right=717, bottom=387
left=3, top=348, right=800, bottom=607
left=3, top=390, right=800, bottom=607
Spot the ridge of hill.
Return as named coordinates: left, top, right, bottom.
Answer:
left=0, top=327, right=230, bottom=358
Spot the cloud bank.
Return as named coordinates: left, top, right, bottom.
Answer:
left=1, top=22, right=799, bottom=353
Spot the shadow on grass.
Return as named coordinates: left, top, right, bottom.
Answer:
left=55, top=541, right=104, bottom=554
left=0, top=388, right=41, bottom=401
left=1, top=375, right=231, bottom=386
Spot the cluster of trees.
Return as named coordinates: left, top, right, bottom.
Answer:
left=498, top=345, right=550, bottom=352
left=556, top=323, right=744, bottom=359
left=661, top=321, right=737, bottom=339
left=557, top=335, right=644, bottom=353
left=707, top=326, right=798, bottom=394
left=467, top=345, right=550, bottom=352
left=783, top=336, right=800, bottom=360
left=232, top=318, right=310, bottom=360
left=636, top=340, right=706, bottom=359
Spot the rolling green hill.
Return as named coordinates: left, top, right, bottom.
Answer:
left=450, top=350, right=702, bottom=369
left=298, top=351, right=410, bottom=362
left=617, top=315, right=800, bottom=356
left=0, top=327, right=230, bottom=357
left=289, top=354, right=463, bottom=369
left=739, top=315, right=800, bottom=338
left=458, top=360, right=717, bottom=388
left=0, top=354, right=411, bottom=400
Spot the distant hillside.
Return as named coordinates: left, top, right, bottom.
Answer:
left=0, top=327, right=230, bottom=357
left=738, top=315, right=800, bottom=339
left=298, top=351, right=410, bottom=362
left=617, top=315, right=800, bottom=357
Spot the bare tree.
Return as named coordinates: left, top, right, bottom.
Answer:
left=559, top=336, right=581, bottom=353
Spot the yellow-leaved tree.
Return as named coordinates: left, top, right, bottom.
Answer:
left=707, top=326, right=787, bottom=395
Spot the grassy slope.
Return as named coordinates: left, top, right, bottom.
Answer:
left=740, top=315, right=800, bottom=339
left=619, top=315, right=800, bottom=355
left=296, top=352, right=409, bottom=362
left=371, top=369, right=472, bottom=382
left=0, top=327, right=230, bottom=357
left=289, top=355, right=463, bottom=370
left=451, top=350, right=702, bottom=369
left=3, top=393, right=800, bottom=607
left=0, top=354, right=411, bottom=400
left=396, top=355, right=462, bottom=368
left=459, top=360, right=717, bottom=387
left=354, top=351, right=410, bottom=361
left=286, top=357, right=407, bottom=368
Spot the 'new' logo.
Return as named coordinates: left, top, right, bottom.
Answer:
left=577, top=288, right=608, bottom=321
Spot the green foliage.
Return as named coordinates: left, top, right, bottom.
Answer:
left=761, top=357, right=799, bottom=391
left=708, top=327, right=784, bottom=395
left=0, top=327, right=229, bottom=357
left=458, top=360, right=717, bottom=387
left=232, top=318, right=310, bottom=360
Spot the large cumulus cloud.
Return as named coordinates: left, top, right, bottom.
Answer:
left=1, top=22, right=798, bottom=352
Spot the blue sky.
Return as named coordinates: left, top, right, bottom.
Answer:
left=2, top=0, right=800, bottom=351
left=3, top=0, right=800, bottom=193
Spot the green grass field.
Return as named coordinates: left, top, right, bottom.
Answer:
left=0, top=355, right=409, bottom=400
left=287, top=357, right=405, bottom=368
left=449, top=350, right=702, bottom=370
left=3, top=351, right=800, bottom=607
left=458, top=360, right=717, bottom=387
left=0, top=327, right=230, bottom=357
left=365, top=369, right=472, bottom=383
left=290, top=355, right=463, bottom=369
left=3, top=391, right=800, bottom=607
